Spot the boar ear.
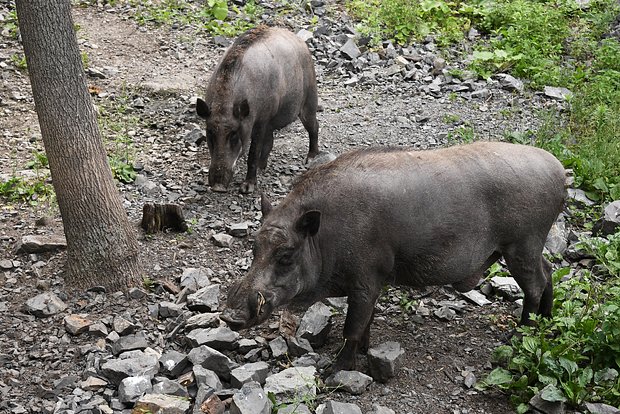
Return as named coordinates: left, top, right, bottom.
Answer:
left=295, top=210, right=321, bottom=237
left=233, top=99, right=250, bottom=119
left=196, top=98, right=211, bottom=119
left=261, top=193, right=273, bottom=218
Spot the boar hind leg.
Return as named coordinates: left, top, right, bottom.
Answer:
left=299, top=100, right=319, bottom=162
left=503, top=241, right=551, bottom=325
left=258, top=128, right=274, bottom=171
left=334, top=289, right=380, bottom=371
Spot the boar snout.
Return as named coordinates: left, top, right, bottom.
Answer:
left=222, top=289, right=275, bottom=330
left=220, top=309, right=247, bottom=330
left=208, top=164, right=234, bottom=192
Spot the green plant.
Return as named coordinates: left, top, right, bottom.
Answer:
left=479, top=255, right=620, bottom=410
left=447, top=124, right=475, bottom=144
left=26, top=150, right=49, bottom=170
left=10, top=53, right=27, bottom=70
left=108, top=155, right=136, bottom=184
left=576, top=232, right=620, bottom=277
left=442, top=113, right=460, bottom=124
left=0, top=176, right=55, bottom=205
left=1, top=9, right=19, bottom=40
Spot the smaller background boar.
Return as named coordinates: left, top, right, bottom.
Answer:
left=221, top=142, right=567, bottom=371
left=196, top=25, right=319, bottom=194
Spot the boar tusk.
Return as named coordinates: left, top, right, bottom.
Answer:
left=257, top=291, right=266, bottom=317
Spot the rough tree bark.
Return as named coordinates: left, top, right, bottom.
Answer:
left=15, top=0, right=142, bottom=292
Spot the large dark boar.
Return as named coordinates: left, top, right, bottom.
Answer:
left=196, top=25, right=319, bottom=193
left=221, top=142, right=567, bottom=371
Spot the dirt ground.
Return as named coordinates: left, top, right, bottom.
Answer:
left=0, top=2, right=573, bottom=413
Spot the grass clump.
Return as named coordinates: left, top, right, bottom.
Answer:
left=87, top=0, right=263, bottom=37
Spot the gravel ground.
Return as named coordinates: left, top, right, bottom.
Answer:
left=0, top=1, right=583, bottom=413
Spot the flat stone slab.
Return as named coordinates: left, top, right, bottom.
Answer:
left=264, top=366, right=317, bottom=403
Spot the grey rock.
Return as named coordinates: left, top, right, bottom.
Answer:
left=296, top=302, right=332, bottom=347
left=194, top=365, right=223, bottom=391
left=184, top=128, right=206, bottom=146
left=118, top=375, right=152, bottom=403
left=188, top=345, right=238, bottom=381
left=15, top=235, right=67, bottom=253
left=227, top=222, right=249, bottom=237
left=230, top=361, right=270, bottom=388
left=159, top=301, right=185, bottom=318
left=193, top=386, right=219, bottom=414
left=434, top=305, right=456, bottom=320
left=278, top=403, right=312, bottom=413
left=269, top=336, right=289, bottom=358
left=546, top=218, right=568, bottom=255
left=187, top=284, right=220, bottom=312
left=111, top=331, right=149, bottom=355
left=159, top=350, right=189, bottom=377
left=567, top=188, right=596, bottom=206
left=367, top=342, right=405, bottom=383
left=471, top=88, right=491, bottom=99
left=113, top=316, right=137, bottom=336
left=99, top=353, right=159, bottom=385
left=297, top=28, right=314, bottom=42
left=79, top=376, right=108, bottom=391
left=64, top=314, right=93, bottom=335
left=186, top=312, right=220, bottom=330
left=544, top=86, right=573, bottom=101
left=230, top=381, right=272, bottom=414
left=180, top=267, right=212, bottom=291
left=463, top=371, right=476, bottom=388
left=287, top=336, right=313, bottom=357
left=322, top=400, right=363, bottom=414
left=584, top=402, right=620, bottom=414
left=212, top=233, right=234, bottom=248
left=133, top=393, right=190, bottom=414
left=490, top=276, right=523, bottom=300
left=325, top=370, right=373, bottom=395
left=496, top=74, right=524, bottom=93
left=186, top=326, right=239, bottom=350
left=528, top=385, right=566, bottom=414
left=24, top=292, right=67, bottom=317
left=0, top=259, right=13, bottom=269
left=293, top=352, right=330, bottom=369
left=264, top=366, right=317, bottom=403
left=460, top=290, right=491, bottom=306
left=340, top=38, right=361, bottom=60
left=238, top=338, right=259, bottom=353
left=368, top=404, right=396, bottom=414
left=597, top=200, right=620, bottom=235
left=431, top=57, right=446, bottom=76
left=152, top=377, right=188, bottom=397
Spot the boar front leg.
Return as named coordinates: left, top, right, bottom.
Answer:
left=240, top=124, right=266, bottom=194
left=333, top=287, right=380, bottom=372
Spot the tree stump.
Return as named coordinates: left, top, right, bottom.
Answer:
left=141, top=203, right=188, bottom=234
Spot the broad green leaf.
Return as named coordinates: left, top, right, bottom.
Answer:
left=212, top=5, right=228, bottom=20
left=559, top=357, right=578, bottom=375
left=485, top=367, right=513, bottom=385
left=538, top=374, right=558, bottom=386
left=522, top=336, right=539, bottom=354
left=473, top=50, right=495, bottom=61
left=594, top=367, right=619, bottom=384
left=578, top=366, right=593, bottom=388
left=540, top=384, right=568, bottom=402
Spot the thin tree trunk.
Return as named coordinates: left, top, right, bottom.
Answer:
left=15, top=0, right=142, bottom=292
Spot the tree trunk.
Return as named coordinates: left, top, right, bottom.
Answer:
left=15, top=0, right=142, bottom=292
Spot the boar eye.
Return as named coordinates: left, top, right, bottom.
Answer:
left=275, top=248, right=295, bottom=266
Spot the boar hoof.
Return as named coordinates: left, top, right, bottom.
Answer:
left=211, top=183, right=228, bottom=193
left=239, top=181, right=255, bottom=194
